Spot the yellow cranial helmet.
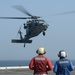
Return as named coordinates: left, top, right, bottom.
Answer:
left=36, top=46, right=46, bottom=54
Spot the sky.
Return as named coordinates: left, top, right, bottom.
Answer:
left=0, top=0, right=75, bottom=60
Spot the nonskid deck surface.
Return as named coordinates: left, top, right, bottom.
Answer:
left=0, top=68, right=75, bottom=75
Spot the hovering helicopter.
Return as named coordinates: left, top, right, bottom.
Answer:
left=0, top=5, right=49, bottom=47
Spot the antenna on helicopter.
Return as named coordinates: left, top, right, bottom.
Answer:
left=16, top=25, right=23, bottom=38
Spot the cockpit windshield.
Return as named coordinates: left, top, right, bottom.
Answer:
left=35, top=20, right=46, bottom=23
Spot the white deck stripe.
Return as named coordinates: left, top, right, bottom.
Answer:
left=0, top=66, right=29, bottom=69
left=0, top=66, right=74, bottom=70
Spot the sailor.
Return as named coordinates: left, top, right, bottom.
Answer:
left=53, top=50, right=74, bottom=75
left=29, top=46, right=53, bottom=75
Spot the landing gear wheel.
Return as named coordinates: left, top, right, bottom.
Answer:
left=43, top=31, right=45, bottom=36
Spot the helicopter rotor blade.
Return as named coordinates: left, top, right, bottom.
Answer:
left=12, top=5, right=33, bottom=17
left=0, top=17, right=31, bottom=19
left=0, top=5, right=40, bottom=20
left=50, top=10, right=75, bottom=16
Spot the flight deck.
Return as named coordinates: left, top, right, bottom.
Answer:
left=0, top=66, right=75, bottom=75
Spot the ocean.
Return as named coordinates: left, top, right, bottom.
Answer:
left=0, top=60, right=75, bottom=67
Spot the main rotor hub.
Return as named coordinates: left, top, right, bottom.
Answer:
left=31, top=16, right=40, bottom=19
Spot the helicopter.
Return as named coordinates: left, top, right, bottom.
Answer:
left=0, top=5, right=49, bottom=47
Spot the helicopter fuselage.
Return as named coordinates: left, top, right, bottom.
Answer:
left=12, top=19, right=48, bottom=47
left=24, top=19, right=48, bottom=39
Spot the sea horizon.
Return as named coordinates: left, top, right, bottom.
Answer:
left=0, top=60, right=75, bottom=67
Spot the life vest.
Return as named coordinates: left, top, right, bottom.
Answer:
left=57, top=59, right=70, bottom=75
left=34, top=55, right=48, bottom=74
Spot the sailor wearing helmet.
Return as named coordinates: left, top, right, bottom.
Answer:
left=29, top=46, right=53, bottom=75
left=53, top=50, right=74, bottom=75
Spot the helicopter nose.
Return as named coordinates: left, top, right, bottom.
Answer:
left=46, top=24, right=49, bottom=28
left=43, top=24, right=48, bottom=31
left=46, top=23, right=49, bottom=27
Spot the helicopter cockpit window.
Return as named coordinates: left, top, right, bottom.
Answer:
left=26, top=21, right=31, bottom=29
left=38, top=20, right=46, bottom=25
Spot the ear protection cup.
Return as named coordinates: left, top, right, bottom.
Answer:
left=44, top=50, right=46, bottom=54
left=36, top=50, right=38, bottom=54
left=58, top=50, right=62, bottom=57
